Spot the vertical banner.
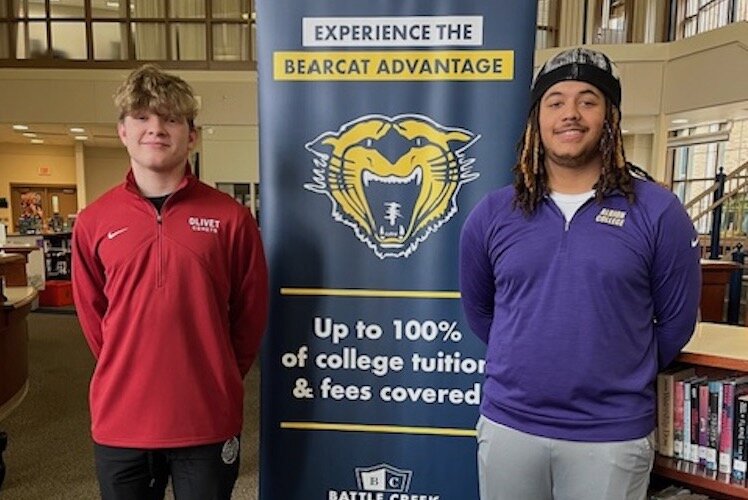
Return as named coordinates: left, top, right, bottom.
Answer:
left=258, top=2, right=536, bottom=498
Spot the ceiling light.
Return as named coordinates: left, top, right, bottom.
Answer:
left=31, top=139, right=44, bottom=144
left=12, top=124, right=29, bottom=131
left=106, top=1, right=119, bottom=6
left=671, top=118, right=689, bottom=124
left=69, top=127, right=85, bottom=133
left=74, top=136, right=89, bottom=140
left=22, top=132, right=37, bottom=138
left=621, top=129, right=630, bottom=134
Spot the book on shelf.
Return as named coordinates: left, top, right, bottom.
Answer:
left=718, top=376, right=748, bottom=475
left=682, top=375, right=704, bottom=463
left=732, top=394, right=748, bottom=481
left=698, top=380, right=710, bottom=466
left=657, top=366, right=696, bottom=457
left=674, top=378, right=687, bottom=459
left=705, top=379, right=723, bottom=470
left=689, top=376, right=706, bottom=464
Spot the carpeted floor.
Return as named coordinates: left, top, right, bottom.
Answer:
left=0, top=312, right=261, bottom=500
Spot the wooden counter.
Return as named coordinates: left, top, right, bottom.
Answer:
left=0, top=286, right=37, bottom=420
left=0, top=244, right=38, bottom=263
left=678, top=321, right=748, bottom=371
left=0, top=253, right=28, bottom=287
left=3, top=236, right=44, bottom=290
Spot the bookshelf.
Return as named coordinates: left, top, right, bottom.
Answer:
left=654, top=456, right=748, bottom=499
left=652, top=322, right=748, bottom=499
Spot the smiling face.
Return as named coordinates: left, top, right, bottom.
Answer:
left=538, top=80, right=606, bottom=174
left=117, top=109, right=196, bottom=176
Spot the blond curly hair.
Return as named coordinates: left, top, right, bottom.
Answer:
left=114, top=64, right=198, bottom=129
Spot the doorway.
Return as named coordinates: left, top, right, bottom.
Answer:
left=10, top=184, right=78, bottom=234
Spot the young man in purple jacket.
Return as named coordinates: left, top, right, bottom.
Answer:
left=459, top=47, right=701, bottom=500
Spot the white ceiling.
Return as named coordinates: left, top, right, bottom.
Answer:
left=0, top=122, right=122, bottom=148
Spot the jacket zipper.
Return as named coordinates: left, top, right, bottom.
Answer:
left=128, top=176, right=187, bottom=288
left=548, top=196, right=595, bottom=251
left=154, top=194, right=175, bottom=288
left=156, top=212, right=164, bottom=287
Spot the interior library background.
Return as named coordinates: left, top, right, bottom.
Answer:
left=0, top=1, right=746, bottom=499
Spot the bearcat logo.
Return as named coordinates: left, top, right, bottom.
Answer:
left=305, top=114, right=480, bottom=259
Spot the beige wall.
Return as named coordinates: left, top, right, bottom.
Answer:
left=0, top=68, right=257, bottom=126
left=82, top=146, right=130, bottom=204
left=663, top=23, right=748, bottom=115
left=0, top=143, right=77, bottom=227
left=200, top=126, right=259, bottom=188
left=623, top=133, right=656, bottom=178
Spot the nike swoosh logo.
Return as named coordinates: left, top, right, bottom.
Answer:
left=691, top=237, right=699, bottom=248
left=107, top=227, right=129, bottom=240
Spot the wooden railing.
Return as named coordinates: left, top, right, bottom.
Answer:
left=685, top=160, right=748, bottom=226
left=685, top=161, right=748, bottom=259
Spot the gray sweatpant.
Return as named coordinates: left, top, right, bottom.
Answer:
left=477, top=416, right=654, bottom=500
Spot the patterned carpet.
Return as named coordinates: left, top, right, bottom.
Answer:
left=0, top=312, right=261, bottom=500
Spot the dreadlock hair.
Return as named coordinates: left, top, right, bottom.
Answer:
left=512, top=98, right=643, bottom=215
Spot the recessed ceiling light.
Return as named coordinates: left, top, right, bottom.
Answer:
left=22, top=132, right=37, bottom=138
left=70, top=127, right=85, bottom=133
left=12, top=124, right=29, bottom=131
left=31, top=139, right=44, bottom=144
left=621, top=129, right=630, bottom=134
left=74, top=136, right=89, bottom=140
left=106, top=1, right=119, bottom=7
left=671, top=118, right=689, bottom=124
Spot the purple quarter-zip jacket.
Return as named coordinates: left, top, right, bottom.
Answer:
left=459, top=178, right=701, bottom=441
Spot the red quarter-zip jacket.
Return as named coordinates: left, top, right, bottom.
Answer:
left=72, top=169, right=268, bottom=448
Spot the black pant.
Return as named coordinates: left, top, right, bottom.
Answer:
left=94, top=437, right=240, bottom=500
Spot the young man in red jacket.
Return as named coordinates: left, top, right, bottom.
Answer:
left=72, top=65, right=268, bottom=500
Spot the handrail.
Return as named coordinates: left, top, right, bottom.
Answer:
left=684, top=160, right=748, bottom=212
left=690, top=177, right=748, bottom=223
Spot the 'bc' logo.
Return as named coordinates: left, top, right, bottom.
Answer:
left=305, top=114, right=480, bottom=259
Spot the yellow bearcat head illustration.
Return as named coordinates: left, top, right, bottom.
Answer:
left=305, top=114, right=479, bottom=258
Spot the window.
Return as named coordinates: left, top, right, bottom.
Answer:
left=593, top=0, right=632, bottom=44
left=669, top=121, right=748, bottom=236
left=0, top=0, right=256, bottom=68
left=670, top=0, right=748, bottom=40
left=215, top=182, right=260, bottom=221
left=536, top=0, right=559, bottom=49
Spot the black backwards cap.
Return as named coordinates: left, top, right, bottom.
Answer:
left=530, top=47, right=621, bottom=110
